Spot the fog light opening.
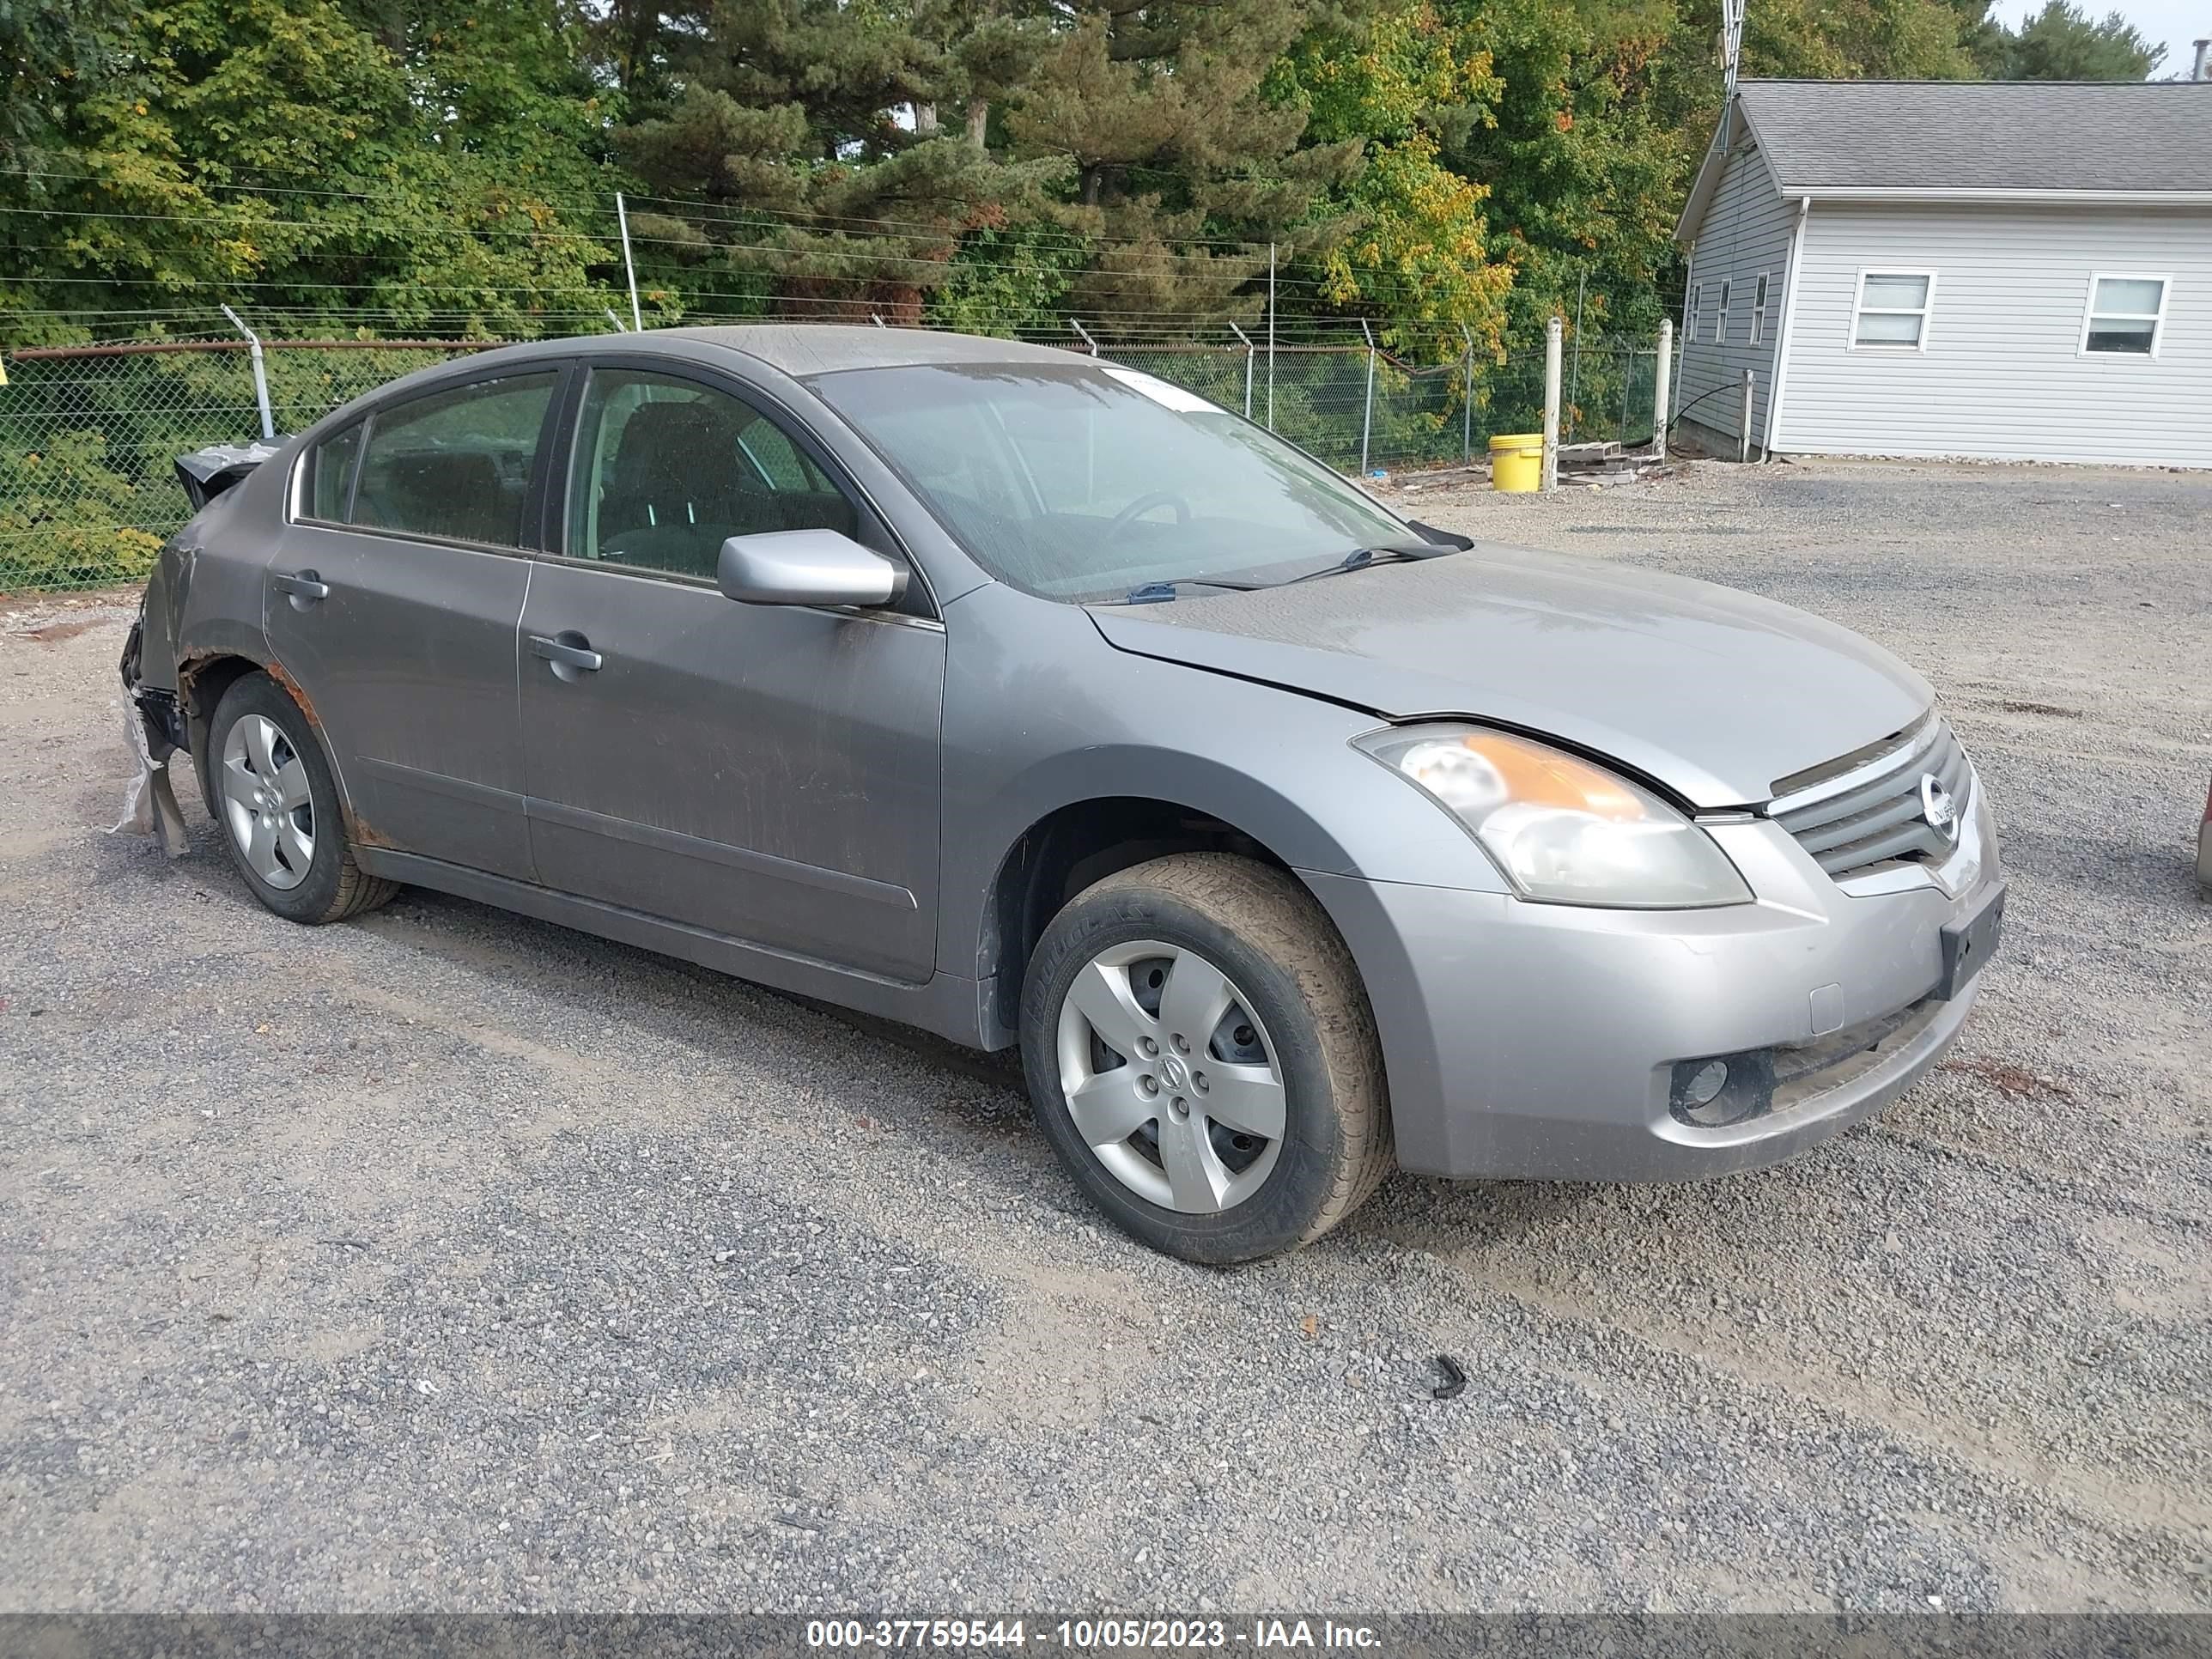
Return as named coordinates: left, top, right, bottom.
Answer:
left=1668, top=1050, right=1776, bottom=1128
left=1680, top=1060, right=1729, bottom=1108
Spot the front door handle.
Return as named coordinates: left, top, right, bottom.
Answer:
left=273, top=569, right=329, bottom=608
left=529, top=630, right=603, bottom=681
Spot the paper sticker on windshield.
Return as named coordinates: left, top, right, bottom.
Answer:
left=1102, top=366, right=1220, bottom=414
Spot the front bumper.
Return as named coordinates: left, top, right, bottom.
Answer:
left=1304, top=773, right=2002, bottom=1181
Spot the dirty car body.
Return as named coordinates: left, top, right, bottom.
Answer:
left=125, top=326, right=2004, bottom=1258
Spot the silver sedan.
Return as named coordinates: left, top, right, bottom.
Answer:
left=124, top=327, right=2005, bottom=1261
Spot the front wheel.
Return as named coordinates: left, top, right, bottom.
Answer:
left=1019, top=854, right=1393, bottom=1263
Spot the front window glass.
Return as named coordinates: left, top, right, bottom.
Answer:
left=351, top=374, right=556, bottom=546
left=567, top=370, right=859, bottom=580
left=808, top=362, right=1413, bottom=601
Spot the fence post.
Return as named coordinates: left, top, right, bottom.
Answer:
left=1070, top=319, right=1099, bottom=357
left=1358, top=319, right=1376, bottom=475
left=616, top=191, right=644, bottom=332
left=1540, top=315, right=1563, bottom=491
left=1567, top=274, right=1585, bottom=441
left=1267, top=243, right=1277, bottom=430
left=1738, top=369, right=1754, bottom=462
left=1653, top=319, right=1672, bottom=461
left=1459, top=325, right=1474, bottom=465
left=1228, top=321, right=1255, bottom=418
left=219, top=306, right=273, bottom=442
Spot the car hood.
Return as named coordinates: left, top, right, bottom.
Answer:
left=1085, top=542, right=1932, bottom=809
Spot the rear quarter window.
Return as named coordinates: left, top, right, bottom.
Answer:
left=348, top=373, right=558, bottom=548
left=308, top=422, right=363, bottom=522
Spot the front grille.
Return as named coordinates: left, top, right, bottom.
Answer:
left=1766, top=714, right=1970, bottom=881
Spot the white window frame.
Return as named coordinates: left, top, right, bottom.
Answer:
left=1751, top=272, right=1770, bottom=347
left=1687, top=283, right=1702, bottom=344
left=2077, top=272, right=2169, bottom=360
left=1716, top=279, right=1731, bottom=344
left=1849, top=268, right=1937, bottom=353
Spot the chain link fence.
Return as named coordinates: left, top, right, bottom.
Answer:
left=0, top=326, right=1664, bottom=594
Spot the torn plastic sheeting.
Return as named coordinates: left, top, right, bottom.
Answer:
left=111, top=702, right=191, bottom=860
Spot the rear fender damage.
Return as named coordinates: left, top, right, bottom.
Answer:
left=112, top=441, right=286, bottom=860
left=115, top=616, right=191, bottom=858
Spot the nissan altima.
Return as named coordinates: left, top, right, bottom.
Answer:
left=123, top=326, right=2004, bottom=1261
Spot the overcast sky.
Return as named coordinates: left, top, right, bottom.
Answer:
left=1992, top=0, right=2209, bottom=76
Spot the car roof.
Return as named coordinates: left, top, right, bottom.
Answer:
left=307, top=325, right=1096, bottom=435
left=663, top=324, right=1093, bottom=377
left=453, top=324, right=1088, bottom=380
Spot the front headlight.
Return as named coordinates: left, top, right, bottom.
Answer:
left=1355, top=724, right=1753, bottom=908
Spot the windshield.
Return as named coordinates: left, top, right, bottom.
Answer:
left=806, top=362, right=1417, bottom=601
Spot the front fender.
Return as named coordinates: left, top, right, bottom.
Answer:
left=933, top=585, right=1509, bottom=994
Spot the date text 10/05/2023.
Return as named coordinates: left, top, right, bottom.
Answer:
left=805, top=1619, right=1385, bottom=1650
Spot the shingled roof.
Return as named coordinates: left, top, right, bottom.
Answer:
left=1678, top=79, right=2212, bottom=240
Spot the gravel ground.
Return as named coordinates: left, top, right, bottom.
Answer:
left=1, top=457, right=2208, bottom=1615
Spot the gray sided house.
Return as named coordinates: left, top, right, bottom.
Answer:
left=1673, top=80, right=2212, bottom=468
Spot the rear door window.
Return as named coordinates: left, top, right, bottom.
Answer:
left=565, top=370, right=859, bottom=581
left=349, top=373, right=558, bottom=548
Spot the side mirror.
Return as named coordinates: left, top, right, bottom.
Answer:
left=717, top=529, right=909, bottom=609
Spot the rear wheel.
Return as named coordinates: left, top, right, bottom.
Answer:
left=209, top=672, right=398, bottom=924
left=1020, top=854, right=1393, bottom=1263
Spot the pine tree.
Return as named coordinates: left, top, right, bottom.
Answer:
left=1006, top=2, right=1367, bottom=325
left=1995, top=1, right=2163, bottom=78
left=614, top=0, right=1056, bottom=322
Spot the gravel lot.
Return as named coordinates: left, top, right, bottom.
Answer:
left=2, top=457, right=2208, bottom=1614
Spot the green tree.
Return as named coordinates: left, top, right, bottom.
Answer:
left=1272, top=3, right=1513, bottom=349
left=1006, top=1, right=1367, bottom=323
left=1733, top=0, right=1979, bottom=79
left=1993, top=1, right=2163, bottom=78
left=0, top=0, right=621, bottom=343
left=1425, top=0, right=1702, bottom=343
left=614, top=0, right=1057, bottom=322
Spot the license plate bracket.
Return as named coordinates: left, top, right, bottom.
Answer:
left=1936, top=884, right=2006, bottom=1000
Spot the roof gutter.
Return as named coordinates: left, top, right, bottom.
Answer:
left=1783, top=186, right=2212, bottom=206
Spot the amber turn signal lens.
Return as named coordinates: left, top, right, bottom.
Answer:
left=1456, top=733, right=1648, bottom=822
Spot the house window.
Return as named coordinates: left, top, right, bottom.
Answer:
left=1851, top=270, right=1935, bottom=350
left=2080, top=275, right=2167, bottom=356
left=1687, top=283, right=1702, bottom=344
left=1752, top=273, right=1770, bottom=347
left=1716, top=280, right=1731, bottom=344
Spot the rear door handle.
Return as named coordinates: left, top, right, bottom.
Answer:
left=528, top=631, right=603, bottom=679
left=273, top=569, right=329, bottom=606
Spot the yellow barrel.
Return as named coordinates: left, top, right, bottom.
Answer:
left=1489, top=433, right=1542, bottom=493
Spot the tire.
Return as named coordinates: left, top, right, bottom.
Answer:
left=207, top=671, right=398, bottom=925
left=1019, top=853, right=1394, bottom=1263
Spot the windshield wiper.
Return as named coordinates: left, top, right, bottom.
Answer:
left=1217, top=541, right=1458, bottom=591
